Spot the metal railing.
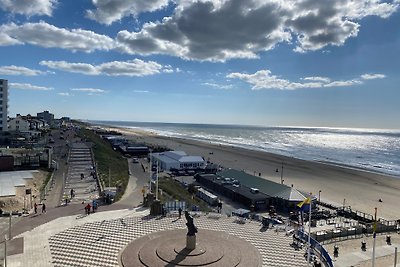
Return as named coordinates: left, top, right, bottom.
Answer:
left=297, top=230, right=334, bottom=267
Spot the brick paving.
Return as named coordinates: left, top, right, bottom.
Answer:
left=6, top=209, right=308, bottom=267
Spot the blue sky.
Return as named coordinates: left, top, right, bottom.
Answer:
left=0, top=0, right=399, bottom=129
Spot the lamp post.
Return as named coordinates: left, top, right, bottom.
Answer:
left=318, top=190, right=322, bottom=202
left=276, top=161, right=284, bottom=184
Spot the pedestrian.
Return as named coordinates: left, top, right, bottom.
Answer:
left=92, top=200, right=97, bottom=213
left=34, top=203, right=37, bottom=214
left=178, top=207, right=182, bottom=218
left=70, top=189, right=74, bottom=199
left=85, top=203, right=91, bottom=215
left=42, top=203, right=46, bottom=213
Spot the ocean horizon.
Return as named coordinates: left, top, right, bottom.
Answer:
left=89, top=120, right=400, bottom=178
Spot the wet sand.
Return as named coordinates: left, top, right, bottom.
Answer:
left=99, top=126, right=400, bottom=220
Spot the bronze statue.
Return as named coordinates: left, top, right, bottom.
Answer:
left=185, top=211, right=198, bottom=236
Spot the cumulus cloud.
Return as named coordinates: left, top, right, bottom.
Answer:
left=115, top=0, right=400, bottom=61
left=40, top=59, right=173, bottom=76
left=10, top=82, right=53, bottom=91
left=1, top=1, right=398, bottom=61
left=0, top=0, right=57, bottom=17
left=86, top=0, right=170, bottom=25
left=0, top=65, right=50, bottom=76
left=0, top=21, right=115, bottom=52
left=202, top=82, right=233, bottom=90
left=227, top=69, right=382, bottom=90
left=361, top=73, right=386, bottom=80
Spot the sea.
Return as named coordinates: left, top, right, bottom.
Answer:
left=90, top=121, right=400, bottom=178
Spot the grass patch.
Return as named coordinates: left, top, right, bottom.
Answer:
left=40, top=169, right=53, bottom=192
left=77, top=127, right=129, bottom=200
left=158, top=178, right=211, bottom=212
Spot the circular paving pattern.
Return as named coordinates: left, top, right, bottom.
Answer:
left=120, top=229, right=262, bottom=267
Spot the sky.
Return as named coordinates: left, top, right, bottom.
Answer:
left=0, top=0, right=399, bottom=129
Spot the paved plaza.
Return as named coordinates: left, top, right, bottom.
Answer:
left=6, top=208, right=308, bottom=267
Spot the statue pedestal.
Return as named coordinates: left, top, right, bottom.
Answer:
left=186, top=235, right=196, bottom=250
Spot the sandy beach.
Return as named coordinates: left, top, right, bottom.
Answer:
left=102, top=126, right=400, bottom=220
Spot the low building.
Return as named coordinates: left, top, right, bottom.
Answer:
left=8, top=115, right=30, bottom=132
left=151, top=151, right=205, bottom=171
left=195, top=173, right=270, bottom=211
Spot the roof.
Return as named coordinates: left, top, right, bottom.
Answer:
left=0, top=170, right=37, bottom=197
left=179, top=156, right=204, bottom=163
left=217, top=169, right=289, bottom=197
left=153, top=151, right=204, bottom=164
left=274, top=187, right=308, bottom=202
left=196, top=174, right=269, bottom=202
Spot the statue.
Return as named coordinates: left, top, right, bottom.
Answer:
left=185, top=211, right=198, bottom=236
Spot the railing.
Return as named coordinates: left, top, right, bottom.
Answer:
left=297, top=230, right=334, bottom=267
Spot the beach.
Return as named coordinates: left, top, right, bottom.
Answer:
left=104, top=126, right=400, bottom=220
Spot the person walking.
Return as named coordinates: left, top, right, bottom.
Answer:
left=92, top=199, right=97, bottom=213
left=34, top=203, right=37, bottom=214
left=178, top=207, right=182, bottom=218
left=85, top=203, right=91, bottom=215
left=70, top=189, right=75, bottom=199
left=42, top=203, right=46, bottom=213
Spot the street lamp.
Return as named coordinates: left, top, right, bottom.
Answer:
left=318, top=190, right=322, bottom=202
left=276, top=162, right=284, bottom=184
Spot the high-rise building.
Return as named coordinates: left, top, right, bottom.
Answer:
left=0, top=79, right=8, bottom=132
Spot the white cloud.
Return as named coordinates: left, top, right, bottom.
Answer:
left=0, top=21, right=115, bottom=52
left=115, top=0, right=400, bottom=61
left=227, top=70, right=370, bottom=90
left=71, top=88, right=106, bottom=93
left=302, top=76, right=331, bottom=83
left=10, top=82, right=53, bottom=91
left=58, top=92, right=70, bottom=96
left=361, top=73, right=386, bottom=80
left=0, top=0, right=57, bottom=17
left=133, top=90, right=150, bottom=93
left=0, top=65, right=50, bottom=76
left=86, top=0, right=170, bottom=25
left=202, top=82, right=233, bottom=90
left=40, top=59, right=172, bottom=76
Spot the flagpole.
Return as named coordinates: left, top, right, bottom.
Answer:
left=156, top=160, right=159, bottom=200
left=149, top=151, right=152, bottom=193
left=372, top=207, right=377, bottom=267
left=307, top=192, right=312, bottom=264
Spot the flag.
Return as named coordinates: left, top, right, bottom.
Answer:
left=297, top=197, right=311, bottom=212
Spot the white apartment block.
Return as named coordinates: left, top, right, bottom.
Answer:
left=0, top=79, right=8, bottom=131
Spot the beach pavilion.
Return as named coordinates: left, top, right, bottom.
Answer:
left=151, top=150, right=205, bottom=171
left=216, top=169, right=315, bottom=212
left=274, top=186, right=315, bottom=212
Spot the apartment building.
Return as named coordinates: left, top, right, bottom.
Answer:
left=0, top=79, right=8, bottom=131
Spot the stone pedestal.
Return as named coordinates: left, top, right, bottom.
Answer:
left=186, top=235, right=196, bottom=250
left=145, top=193, right=155, bottom=207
